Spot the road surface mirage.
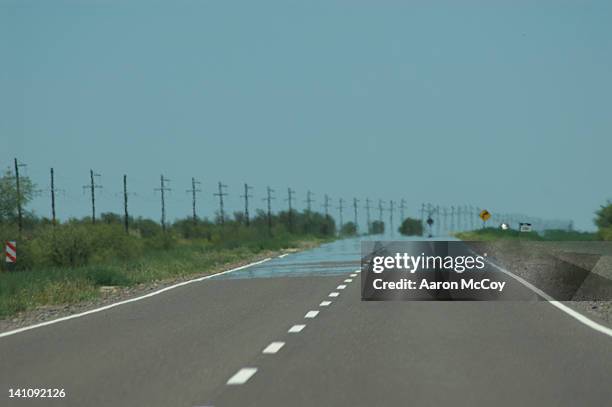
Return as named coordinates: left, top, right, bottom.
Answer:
left=1, top=236, right=611, bottom=407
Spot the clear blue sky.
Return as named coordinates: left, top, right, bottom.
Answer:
left=2, top=0, right=611, bottom=230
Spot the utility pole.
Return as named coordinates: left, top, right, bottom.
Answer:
left=436, top=205, right=441, bottom=236
left=154, top=175, right=171, bottom=232
left=186, top=177, right=202, bottom=223
left=378, top=200, right=385, bottom=223
left=420, top=203, right=425, bottom=231
left=305, top=190, right=314, bottom=213
left=469, top=205, right=475, bottom=230
left=443, top=207, right=448, bottom=234
left=400, top=199, right=406, bottom=223
left=353, top=198, right=359, bottom=233
left=286, top=187, right=295, bottom=232
left=323, top=194, right=331, bottom=219
left=264, top=186, right=275, bottom=234
left=83, top=169, right=102, bottom=224
left=337, top=198, right=344, bottom=230
left=14, top=158, right=27, bottom=233
left=241, top=183, right=253, bottom=226
left=50, top=167, right=57, bottom=226
left=123, top=175, right=129, bottom=234
left=364, top=198, right=372, bottom=234
left=389, top=200, right=394, bottom=234
left=214, top=182, right=228, bottom=225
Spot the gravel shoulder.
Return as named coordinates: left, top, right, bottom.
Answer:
left=467, top=240, right=612, bottom=325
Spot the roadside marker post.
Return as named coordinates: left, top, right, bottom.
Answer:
left=5, top=241, right=16, bottom=271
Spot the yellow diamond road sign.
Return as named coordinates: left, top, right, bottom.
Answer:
left=479, top=209, right=491, bottom=222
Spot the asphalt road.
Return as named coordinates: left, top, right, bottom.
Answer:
left=1, top=240, right=611, bottom=407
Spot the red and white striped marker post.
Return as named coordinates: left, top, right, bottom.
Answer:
left=5, top=241, right=16, bottom=264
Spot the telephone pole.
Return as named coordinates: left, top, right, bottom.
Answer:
left=400, top=199, right=406, bottom=223
left=123, top=175, right=129, bottom=234
left=186, top=177, right=202, bottom=223
left=436, top=205, right=441, bottom=236
left=241, top=183, right=253, bottom=226
left=364, top=198, right=372, bottom=234
left=264, top=186, right=275, bottom=234
left=214, top=182, right=228, bottom=225
left=83, top=169, right=102, bottom=224
left=50, top=167, right=57, bottom=226
left=154, top=175, right=171, bottom=232
left=389, top=200, right=394, bottom=234
left=286, top=188, right=295, bottom=232
left=469, top=205, right=475, bottom=230
left=353, top=198, right=359, bottom=233
left=337, top=198, right=344, bottom=230
left=13, top=158, right=27, bottom=233
left=323, top=194, right=331, bottom=218
left=378, top=200, right=385, bottom=223
left=443, top=207, right=448, bottom=234
left=304, top=190, right=314, bottom=213
left=420, top=203, right=425, bottom=230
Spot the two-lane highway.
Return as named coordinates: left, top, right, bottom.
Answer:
left=1, top=237, right=611, bottom=406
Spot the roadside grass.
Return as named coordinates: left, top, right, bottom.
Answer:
left=456, top=228, right=598, bottom=242
left=0, top=236, right=325, bottom=319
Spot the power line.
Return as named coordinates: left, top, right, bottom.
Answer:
left=304, top=190, right=314, bottom=212
left=50, top=167, right=57, bottom=226
left=154, top=175, right=171, bottom=232
left=378, top=200, right=385, bottom=223
left=83, top=169, right=102, bottom=224
left=323, top=194, right=331, bottom=218
left=337, top=198, right=344, bottom=230
left=364, top=198, right=371, bottom=233
left=214, top=181, right=228, bottom=225
left=14, top=158, right=27, bottom=233
left=264, top=186, right=275, bottom=234
left=186, top=177, right=202, bottom=223
left=123, top=174, right=129, bottom=233
left=286, top=187, right=296, bottom=232
left=353, top=198, right=359, bottom=233
left=241, top=183, right=254, bottom=226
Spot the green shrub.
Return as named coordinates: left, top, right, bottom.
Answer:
left=398, top=217, right=423, bottom=236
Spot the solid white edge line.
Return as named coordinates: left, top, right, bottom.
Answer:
left=227, top=367, right=258, bottom=385
left=0, top=257, right=273, bottom=339
left=329, top=292, right=339, bottom=297
left=262, top=341, right=285, bottom=354
left=288, top=324, right=306, bottom=333
left=304, top=310, right=319, bottom=319
left=483, top=254, right=612, bottom=338
left=320, top=301, right=332, bottom=306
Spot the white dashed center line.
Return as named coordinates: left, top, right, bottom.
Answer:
left=350, top=273, right=357, bottom=277
left=344, top=279, right=352, bottom=283
left=304, top=310, right=319, bottom=319
left=227, top=368, right=258, bottom=385
left=288, top=324, right=306, bottom=333
left=355, top=270, right=361, bottom=273
left=320, top=301, right=332, bottom=306
left=262, top=342, right=285, bottom=354
left=329, top=292, right=339, bottom=297
left=337, top=284, right=347, bottom=290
